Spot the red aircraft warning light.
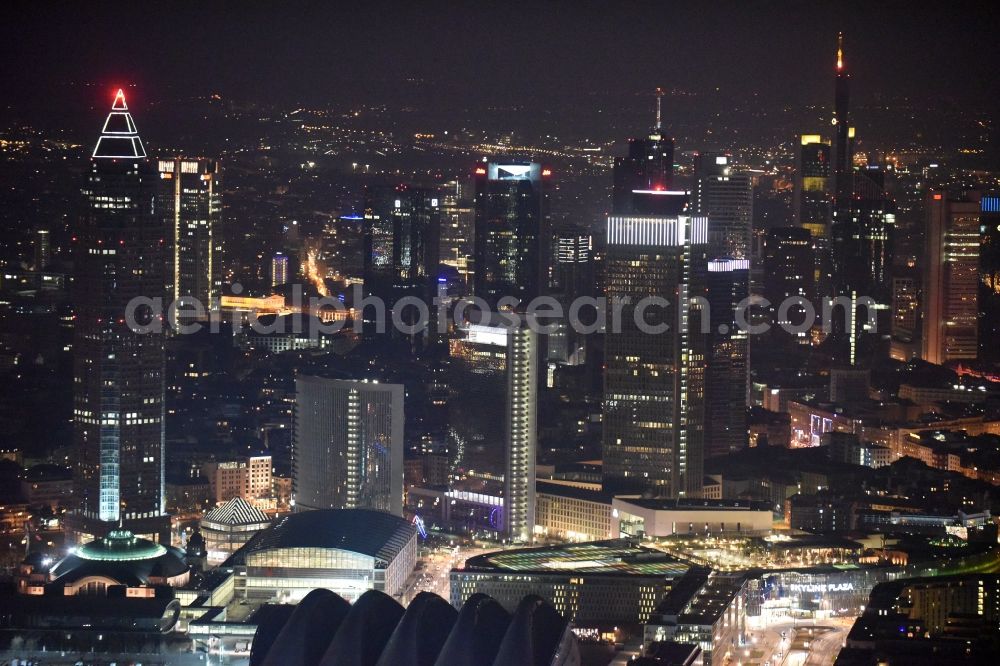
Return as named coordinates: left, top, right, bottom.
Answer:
left=111, top=88, right=128, bottom=111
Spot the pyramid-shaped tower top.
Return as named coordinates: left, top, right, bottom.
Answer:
left=112, top=88, right=128, bottom=110
left=92, top=88, right=146, bottom=159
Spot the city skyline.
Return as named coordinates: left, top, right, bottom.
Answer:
left=1, top=5, right=999, bottom=666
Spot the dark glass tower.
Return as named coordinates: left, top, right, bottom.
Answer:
left=472, top=161, right=551, bottom=308
left=763, top=227, right=815, bottom=342
left=693, top=152, right=753, bottom=260
left=67, top=90, right=169, bottom=543
left=602, top=191, right=708, bottom=497
left=612, top=89, right=675, bottom=214
left=363, top=185, right=441, bottom=338
left=979, top=196, right=1000, bottom=367
left=831, top=33, right=853, bottom=227
left=704, top=258, right=750, bottom=458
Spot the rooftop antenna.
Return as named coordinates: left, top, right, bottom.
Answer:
left=836, top=32, right=844, bottom=72
left=655, top=87, right=664, bottom=131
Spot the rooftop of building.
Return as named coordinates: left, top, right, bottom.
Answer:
left=248, top=587, right=575, bottom=666
left=224, top=508, right=415, bottom=567
left=460, top=539, right=688, bottom=577
left=614, top=497, right=772, bottom=512
left=201, top=497, right=271, bottom=529
left=535, top=479, right=614, bottom=504
left=47, top=529, right=189, bottom=587
left=651, top=567, right=747, bottom=625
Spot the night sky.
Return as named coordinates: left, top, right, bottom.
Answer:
left=4, top=2, right=999, bottom=128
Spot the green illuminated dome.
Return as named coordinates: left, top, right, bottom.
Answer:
left=76, top=529, right=168, bottom=562
left=48, top=529, right=189, bottom=587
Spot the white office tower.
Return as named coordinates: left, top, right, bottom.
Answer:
left=449, top=321, right=538, bottom=542
left=293, top=376, right=404, bottom=516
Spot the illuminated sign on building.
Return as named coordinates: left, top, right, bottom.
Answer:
left=788, top=582, right=855, bottom=593
left=488, top=163, right=541, bottom=181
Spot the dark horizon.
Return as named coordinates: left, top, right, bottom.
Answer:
left=5, top=2, right=999, bottom=122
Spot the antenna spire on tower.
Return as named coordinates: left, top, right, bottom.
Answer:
left=836, top=32, right=844, bottom=71
left=655, top=87, right=664, bottom=131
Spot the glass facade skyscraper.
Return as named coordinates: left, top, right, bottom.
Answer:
left=602, top=192, right=708, bottom=497
left=612, top=90, right=675, bottom=214
left=922, top=191, right=981, bottom=364
left=293, top=375, right=404, bottom=516
left=473, top=161, right=551, bottom=308
left=693, top=152, right=753, bottom=260
left=67, top=89, right=169, bottom=543
left=448, top=321, right=537, bottom=541
left=705, top=259, right=750, bottom=458
left=159, top=157, right=223, bottom=312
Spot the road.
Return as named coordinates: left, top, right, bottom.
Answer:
left=745, top=617, right=852, bottom=666
left=399, top=545, right=493, bottom=605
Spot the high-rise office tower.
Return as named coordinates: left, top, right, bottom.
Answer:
left=67, top=89, right=169, bottom=543
left=979, top=196, right=1000, bottom=367
left=271, top=251, right=289, bottom=287
left=704, top=258, right=749, bottom=458
left=692, top=152, right=753, bottom=259
left=602, top=191, right=708, bottom=497
left=763, top=227, right=815, bottom=310
left=391, top=187, right=440, bottom=289
left=34, top=228, right=51, bottom=271
left=473, top=161, right=551, bottom=308
left=363, top=186, right=441, bottom=339
left=793, top=135, right=832, bottom=238
left=448, top=321, right=537, bottom=541
left=891, top=271, right=920, bottom=342
left=831, top=33, right=854, bottom=228
left=612, top=89, right=675, bottom=214
left=293, top=375, right=404, bottom=516
left=438, top=178, right=474, bottom=284
left=851, top=165, right=896, bottom=301
left=794, top=135, right=833, bottom=299
left=159, top=157, right=223, bottom=311
left=552, top=224, right=595, bottom=300
left=922, top=190, right=981, bottom=365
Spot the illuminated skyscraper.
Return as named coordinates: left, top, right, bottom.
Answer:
left=851, top=165, right=896, bottom=300
left=794, top=135, right=832, bottom=238
left=363, top=186, right=441, bottom=339
left=831, top=33, right=854, bottom=227
left=891, top=269, right=920, bottom=350
left=293, top=375, right=404, bottom=516
left=449, top=321, right=537, bottom=541
left=34, top=228, right=51, bottom=270
left=602, top=192, right=708, bottom=497
left=794, top=134, right=833, bottom=298
left=159, top=157, right=222, bottom=311
left=271, top=251, right=289, bottom=287
left=922, top=190, right=981, bottom=365
left=704, top=258, right=749, bottom=457
left=980, top=196, right=1000, bottom=367
left=67, top=89, right=169, bottom=543
left=826, top=34, right=895, bottom=342
left=693, top=152, right=753, bottom=259
left=612, top=89, right=675, bottom=214
left=473, top=161, right=551, bottom=308
left=438, top=178, right=474, bottom=284
left=552, top=224, right=594, bottom=300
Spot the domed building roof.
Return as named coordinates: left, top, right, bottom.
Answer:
left=49, top=529, right=189, bottom=587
